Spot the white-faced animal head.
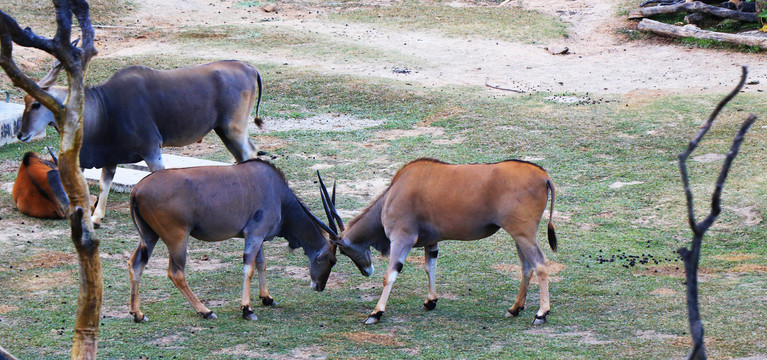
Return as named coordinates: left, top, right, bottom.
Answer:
left=18, top=62, right=65, bottom=142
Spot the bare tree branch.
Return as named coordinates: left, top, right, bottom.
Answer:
left=629, top=1, right=758, bottom=22
left=0, top=11, right=62, bottom=115
left=677, top=66, right=756, bottom=360
left=0, top=2, right=101, bottom=359
left=678, top=67, right=748, bottom=234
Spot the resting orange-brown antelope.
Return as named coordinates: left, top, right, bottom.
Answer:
left=317, top=158, right=557, bottom=325
left=12, top=149, right=68, bottom=219
left=128, top=159, right=337, bottom=323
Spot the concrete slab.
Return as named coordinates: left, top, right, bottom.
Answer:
left=83, top=155, right=232, bottom=193
left=123, top=154, right=231, bottom=171
left=83, top=167, right=151, bottom=193
left=0, top=102, right=46, bottom=147
left=0, top=102, right=25, bottom=147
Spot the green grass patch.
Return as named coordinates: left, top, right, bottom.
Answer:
left=0, top=0, right=135, bottom=27
left=2, top=68, right=766, bottom=357
left=678, top=37, right=764, bottom=52
left=1, top=3, right=767, bottom=357
left=328, top=2, right=569, bottom=43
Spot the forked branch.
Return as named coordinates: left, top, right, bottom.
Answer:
left=0, top=2, right=101, bottom=359
left=677, top=66, right=757, bottom=360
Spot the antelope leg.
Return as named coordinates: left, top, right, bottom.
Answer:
left=365, top=233, right=416, bottom=325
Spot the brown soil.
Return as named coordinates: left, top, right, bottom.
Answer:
left=340, top=331, right=405, bottom=347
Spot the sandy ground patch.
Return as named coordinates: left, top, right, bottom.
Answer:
left=0, top=305, right=19, bottom=314
left=259, top=113, right=384, bottom=132
left=73, top=0, right=765, bottom=101
left=140, top=255, right=229, bottom=277
left=525, top=327, right=612, bottom=345
left=340, top=331, right=405, bottom=347
left=0, top=217, right=68, bottom=246
left=651, top=287, right=678, bottom=296
left=714, top=253, right=759, bottom=262
left=23, top=251, right=77, bottom=270
left=215, top=343, right=328, bottom=359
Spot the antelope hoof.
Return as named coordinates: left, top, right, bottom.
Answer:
left=532, top=311, right=550, bottom=325
left=201, top=311, right=218, bottom=320
left=261, top=296, right=275, bottom=306
left=506, top=306, right=524, bottom=318
left=423, top=299, right=438, bottom=311
left=364, top=311, right=384, bottom=325
left=92, top=221, right=101, bottom=229
left=242, top=307, right=258, bottom=321
left=131, top=313, right=148, bottom=323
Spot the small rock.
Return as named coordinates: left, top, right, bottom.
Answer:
left=262, top=3, right=277, bottom=12
left=546, top=45, right=569, bottom=55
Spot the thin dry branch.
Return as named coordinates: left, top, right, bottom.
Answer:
left=677, top=66, right=756, bottom=360
left=485, top=81, right=527, bottom=93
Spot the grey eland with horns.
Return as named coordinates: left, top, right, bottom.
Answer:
left=318, top=158, right=558, bottom=325
left=17, top=60, right=263, bottom=226
left=128, top=159, right=338, bottom=322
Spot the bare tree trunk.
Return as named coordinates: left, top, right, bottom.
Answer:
left=0, top=1, right=101, bottom=358
left=629, top=1, right=758, bottom=22
left=637, top=19, right=767, bottom=49
left=677, top=67, right=757, bottom=360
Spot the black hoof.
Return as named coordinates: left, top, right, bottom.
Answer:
left=261, top=296, right=275, bottom=306
left=532, top=311, right=550, bottom=325
left=423, top=299, right=438, bottom=311
left=200, top=311, right=218, bottom=320
left=506, top=306, right=524, bottom=318
left=93, top=222, right=101, bottom=229
left=242, top=306, right=258, bottom=321
left=364, top=311, right=384, bottom=325
left=131, top=313, right=147, bottom=323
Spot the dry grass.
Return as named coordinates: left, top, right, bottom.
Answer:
left=339, top=331, right=405, bottom=347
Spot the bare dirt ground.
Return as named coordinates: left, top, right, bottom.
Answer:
left=96, top=0, right=765, bottom=95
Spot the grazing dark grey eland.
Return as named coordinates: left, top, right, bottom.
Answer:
left=318, top=158, right=557, bottom=325
left=128, top=159, right=337, bottom=322
left=18, top=60, right=263, bottom=226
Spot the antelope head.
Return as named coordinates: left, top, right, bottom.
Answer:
left=317, top=172, right=374, bottom=277
left=18, top=61, right=65, bottom=141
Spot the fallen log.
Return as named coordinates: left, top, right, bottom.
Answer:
left=629, top=1, right=758, bottom=22
left=637, top=18, right=767, bottom=48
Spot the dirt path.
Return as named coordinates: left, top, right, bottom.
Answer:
left=100, top=0, right=766, bottom=96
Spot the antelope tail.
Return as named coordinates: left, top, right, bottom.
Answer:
left=253, top=71, right=264, bottom=129
left=129, top=192, right=146, bottom=243
left=546, top=179, right=557, bottom=252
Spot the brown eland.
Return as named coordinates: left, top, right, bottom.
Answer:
left=316, top=158, right=557, bottom=325
left=18, top=60, right=263, bottom=227
left=128, top=159, right=337, bottom=323
left=12, top=148, right=68, bottom=219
